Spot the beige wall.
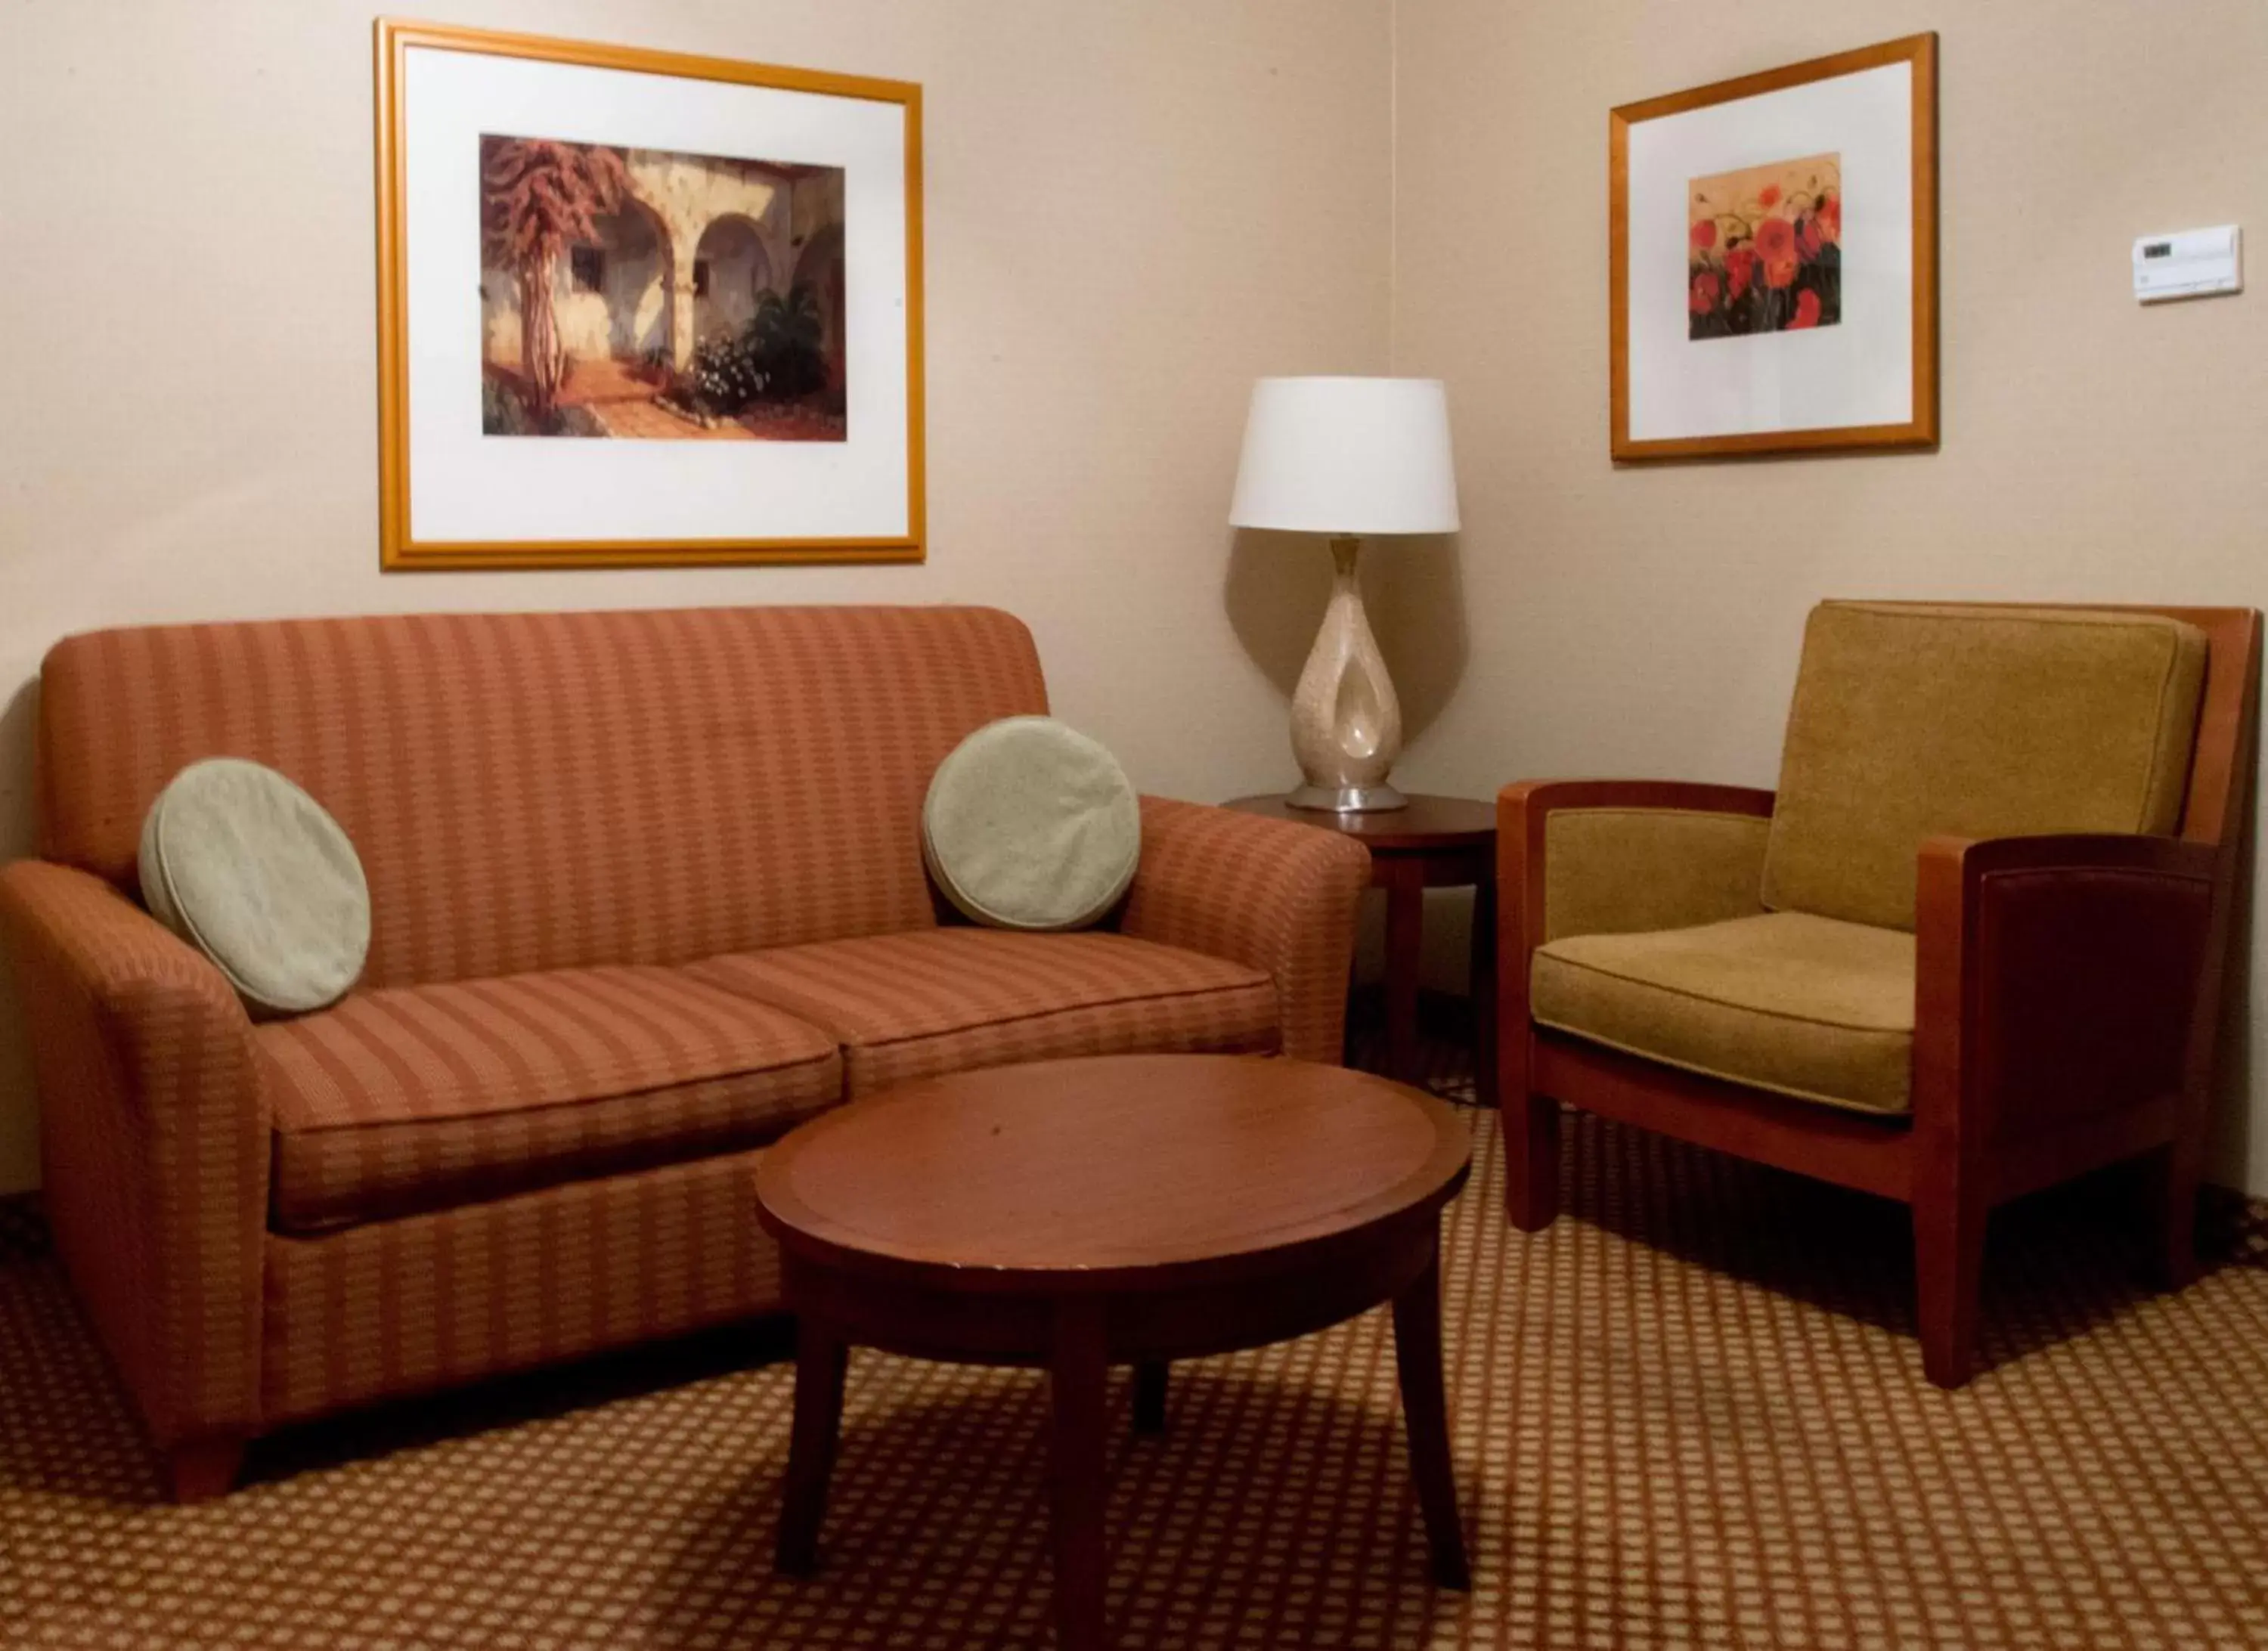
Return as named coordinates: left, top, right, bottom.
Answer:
left=0, top=0, right=1393, bottom=1191
left=1387, top=1, right=2268, bottom=1192
left=9, top=1, right=2266, bottom=1197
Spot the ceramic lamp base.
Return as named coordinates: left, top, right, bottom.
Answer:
left=1285, top=782, right=1409, bottom=813
left=1287, top=536, right=1407, bottom=811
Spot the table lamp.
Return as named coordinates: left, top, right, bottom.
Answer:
left=1228, top=376, right=1459, bottom=812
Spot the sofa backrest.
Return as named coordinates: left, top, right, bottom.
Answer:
left=1761, top=601, right=2207, bottom=931
left=38, top=606, right=1049, bottom=987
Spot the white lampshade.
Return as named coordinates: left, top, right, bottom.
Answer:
left=1228, top=376, right=1460, bottom=536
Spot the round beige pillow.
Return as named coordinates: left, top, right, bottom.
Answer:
left=138, top=758, right=370, bottom=1016
left=922, top=717, right=1141, bottom=931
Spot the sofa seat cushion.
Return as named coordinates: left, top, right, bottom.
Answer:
left=1531, top=912, right=1916, bottom=1115
left=261, top=966, right=842, bottom=1231
left=688, top=928, right=1278, bottom=1095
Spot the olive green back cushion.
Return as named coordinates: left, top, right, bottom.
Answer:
left=138, top=758, right=371, bottom=1015
left=922, top=717, right=1141, bottom=931
left=1761, top=602, right=2207, bottom=931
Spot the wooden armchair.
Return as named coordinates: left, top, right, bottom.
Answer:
left=1497, top=602, right=2260, bottom=1388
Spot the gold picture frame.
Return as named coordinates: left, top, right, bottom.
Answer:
left=1610, top=33, right=1937, bottom=462
left=375, top=18, right=925, bottom=568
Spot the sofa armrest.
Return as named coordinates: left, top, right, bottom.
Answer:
left=1498, top=779, right=1777, bottom=951
left=0, top=860, right=267, bottom=1449
left=1912, top=832, right=2220, bottom=1172
left=1117, top=796, right=1371, bottom=1064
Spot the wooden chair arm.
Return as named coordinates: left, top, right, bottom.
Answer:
left=1498, top=778, right=1777, bottom=820
left=1912, top=833, right=2219, bottom=1179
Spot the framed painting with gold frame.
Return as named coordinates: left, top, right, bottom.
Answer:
left=375, top=19, right=924, bottom=568
left=1610, top=33, right=1936, bottom=462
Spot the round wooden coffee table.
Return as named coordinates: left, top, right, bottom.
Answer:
left=754, top=1053, right=1473, bottom=1650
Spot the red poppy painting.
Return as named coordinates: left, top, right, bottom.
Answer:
left=1610, top=32, right=1935, bottom=461
left=1687, top=153, right=1840, bottom=339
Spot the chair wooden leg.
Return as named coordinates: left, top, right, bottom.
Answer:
left=1913, top=1191, right=1987, bottom=1390
left=2143, top=1141, right=2202, bottom=1290
left=165, top=1436, right=247, bottom=1504
left=1504, top=1088, right=1560, bottom=1232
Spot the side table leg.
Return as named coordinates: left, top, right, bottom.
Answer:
left=1132, top=1359, right=1168, bottom=1435
left=1392, top=1240, right=1470, bottom=1590
left=775, top=1317, right=849, bottom=1576
left=1470, top=875, right=1499, bottom=1109
left=1049, top=1298, right=1111, bottom=1650
left=1383, top=860, right=1425, bottom=1086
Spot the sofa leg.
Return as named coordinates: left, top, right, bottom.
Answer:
left=2143, top=1142, right=2201, bottom=1290
left=1913, top=1194, right=1986, bottom=1390
left=165, top=1436, right=247, bottom=1504
left=1504, top=1090, right=1560, bottom=1232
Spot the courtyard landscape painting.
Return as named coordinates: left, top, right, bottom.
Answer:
left=479, top=134, right=847, bottom=441
left=1686, top=152, right=1841, bottom=340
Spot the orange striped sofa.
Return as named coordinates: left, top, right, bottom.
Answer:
left=0, top=606, right=1370, bottom=1499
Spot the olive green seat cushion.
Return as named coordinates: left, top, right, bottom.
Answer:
left=138, top=758, right=370, bottom=1015
left=1532, top=911, right=1917, bottom=1115
left=922, top=716, right=1141, bottom=931
left=1762, top=602, right=2207, bottom=931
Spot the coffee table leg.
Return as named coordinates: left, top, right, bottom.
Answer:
left=1392, top=1241, right=1470, bottom=1590
left=775, top=1317, right=849, bottom=1577
left=1049, top=1298, right=1111, bottom=1650
left=1132, top=1360, right=1168, bottom=1436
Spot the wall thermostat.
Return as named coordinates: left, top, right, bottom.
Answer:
left=2133, top=225, right=2242, bottom=302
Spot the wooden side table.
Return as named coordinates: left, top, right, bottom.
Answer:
left=1225, top=794, right=1497, bottom=1107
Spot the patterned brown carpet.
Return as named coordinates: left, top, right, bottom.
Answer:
left=3, top=1030, right=2266, bottom=1649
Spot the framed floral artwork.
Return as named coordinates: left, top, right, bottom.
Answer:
left=375, top=20, right=924, bottom=568
left=1610, top=33, right=1937, bottom=461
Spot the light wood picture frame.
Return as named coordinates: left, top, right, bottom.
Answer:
left=375, top=18, right=925, bottom=569
left=1610, top=33, right=1937, bottom=462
